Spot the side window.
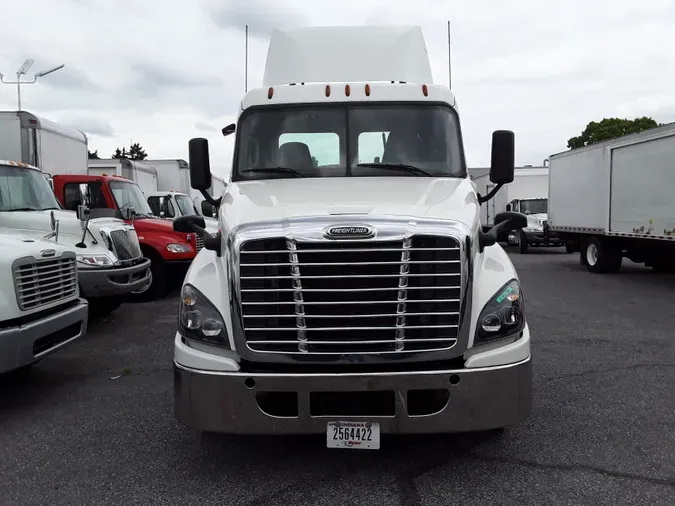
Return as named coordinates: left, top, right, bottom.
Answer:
left=147, top=196, right=161, bottom=216
left=165, top=199, right=176, bottom=218
left=357, top=131, right=389, bottom=163
left=88, top=182, right=107, bottom=208
left=278, top=132, right=340, bottom=167
left=63, top=183, right=82, bottom=211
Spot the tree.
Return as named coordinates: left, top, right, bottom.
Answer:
left=88, top=149, right=100, bottom=159
left=567, top=117, right=663, bottom=149
left=112, top=143, right=148, bottom=160
left=311, top=156, right=319, bottom=167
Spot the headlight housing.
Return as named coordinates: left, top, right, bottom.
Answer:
left=524, top=217, right=543, bottom=232
left=475, top=279, right=525, bottom=345
left=178, top=284, right=229, bottom=348
left=167, top=243, right=192, bottom=253
left=77, top=254, right=114, bottom=267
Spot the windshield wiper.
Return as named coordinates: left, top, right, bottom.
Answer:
left=241, top=167, right=306, bottom=178
left=356, top=163, right=433, bottom=177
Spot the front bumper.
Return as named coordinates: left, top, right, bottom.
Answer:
left=523, top=230, right=563, bottom=245
left=0, top=299, right=89, bottom=374
left=79, top=258, right=152, bottom=298
left=174, top=355, right=532, bottom=434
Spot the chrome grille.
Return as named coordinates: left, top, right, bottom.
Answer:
left=109, top=228, right=142, bottom=261
left=196, top=234, right=204, bottom=252
left=13, top=253, right=78, bottom=311
left=238, top=236, right=462, bottom=355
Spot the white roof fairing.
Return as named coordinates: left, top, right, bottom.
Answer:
left=262, top=25, right=434, bottom=87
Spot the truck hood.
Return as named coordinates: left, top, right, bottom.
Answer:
left=221, top=177, right=480, bottom=232
left=0, top=232, right=73, bottom=260
left=0, top=209, right=126, bottom=254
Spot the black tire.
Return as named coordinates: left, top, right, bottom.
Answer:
left=583, top=237, right=622, bottom=273
left=127, top=249, right=167, bottom=302
left=565, top=243, right=575, bottom=254
left=518, top=230, right=528, bottom=254
left=88, top=297, right=123, bottom=318
left=650, top=261, right=675, bottom=273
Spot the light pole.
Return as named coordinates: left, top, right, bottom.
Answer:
left=0, top=59, right=65, bottom=110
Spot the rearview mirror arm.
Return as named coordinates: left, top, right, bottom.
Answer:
left=191, top=224, right=221, bottom=255
left=199, top=189, right=222, bottom=209
left=477, top=183, right=503, bottom=205
left=478, top=218, right=514, bottom=253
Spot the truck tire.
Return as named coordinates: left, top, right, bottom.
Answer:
left=565, top=243, right=575, bottom=254
left=650, top=261, right=675, bottom=273
left=518, top=230, right=528, bottom=254
left=128, top=248, right=168, bottom=302
left=89, top=297, right=123, bottom=318
left=583, top=237, right=622, bottom=273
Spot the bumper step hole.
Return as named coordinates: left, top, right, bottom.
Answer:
left=244, top=378, right=256, bottom=389
left=310, top=391, right=395, bottom=417
left=256, top=392, right=298, bottom=417
left=407, top=389, right=450, bottom=416
left=449, top=374, right=460, bottom=386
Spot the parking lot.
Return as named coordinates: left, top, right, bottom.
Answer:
left=1, top=248, right=673, bottom=505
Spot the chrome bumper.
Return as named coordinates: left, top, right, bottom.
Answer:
left=0, top=299, right=89, bottom=374
left=174, top=357, right=532, bottom=434
left=79, top=258, right=152, bottom=298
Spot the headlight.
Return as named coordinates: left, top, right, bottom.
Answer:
left=475, top=279, right=525, bottom=345
left=167, top=243, right=192, bottom=253
left=77, top=254, right=114, bottom=267
left=178, top=284, right=229, bottom=348
left=525, top=218, right=542, bottom=231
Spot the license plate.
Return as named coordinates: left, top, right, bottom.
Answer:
left=326, top=421, right=380, bottom=450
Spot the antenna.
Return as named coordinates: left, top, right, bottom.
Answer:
left=245, top=24, right=249, bottom=93
left=447, top=21, right=452, bottom=89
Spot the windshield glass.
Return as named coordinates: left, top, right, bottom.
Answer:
left=109, top=180, right=153, bottom=216
left=0, top=165, right=61, bottom=211
left=520, top=199, right=548, bottom=214
left=234, top=104, right=465, bottom=180
left=174, top=194, right=199, bottom=216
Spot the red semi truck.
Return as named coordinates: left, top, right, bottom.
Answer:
left=51, top=173, right=202, bottom=299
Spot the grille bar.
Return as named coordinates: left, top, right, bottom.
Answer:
left=13, top=255, right=78, bottom=311
left=196, top=235, right=204, bottom=251
left=238, top=235, right=462, bottom=355
left=109, top=228, right=142, bottom=261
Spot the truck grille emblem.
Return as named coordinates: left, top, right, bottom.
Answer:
left=40, top=249, right=56, bottom=257
left=323, top=225, right=375, bottom=239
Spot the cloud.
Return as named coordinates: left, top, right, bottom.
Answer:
left=195, top=121, right=218, bottom=132
left=59, top=114, right=115, bottom=137
left=208, top=0, right=311, bottom=38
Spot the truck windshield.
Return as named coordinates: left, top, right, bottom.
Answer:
left=234, top=104, right=465, bottom=181
left=520, top=199, right=548, bottom=214
left=174, top=194, right=199, bottom=216
left=109, top=180, right=153, bottom=216
left=0, top=165, right=62, bottom=211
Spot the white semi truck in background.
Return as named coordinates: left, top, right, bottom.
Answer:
left=0, top=112, right=152, bottom=315
left=471, top=165, right=564, bottom=252
left=170, top=25, right=532, bottom=449
left=548, top=122, right=675, bottom=273
left=0, top=232, right=89, bottom=375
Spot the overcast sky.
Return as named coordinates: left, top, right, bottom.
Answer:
left=1, top=0, right=673, bottom=178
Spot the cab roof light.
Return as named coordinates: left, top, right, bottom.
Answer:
left=345, top=84, right=351, bottom=97
left=365, top=84, right=371, bottom=97
left=268, top=87, right=274, bottom=99
left=325, top=84, right=331, bottom=97
left=422, top=84, right=428, bottom=97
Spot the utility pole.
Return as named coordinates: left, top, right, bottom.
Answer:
left=447, top=21, right=452, bottom=89
left=0, top=59, right=65, bottom=110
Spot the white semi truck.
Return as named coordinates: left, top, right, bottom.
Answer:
left=548, top=122, right=675, bottom=273
left=170, top=25, right=532, bottom=448
left=0, top=111, right=152, bottom=315
left=472, top=165, right=564, bottom=252
left=0, top=233, right=89, bottom=374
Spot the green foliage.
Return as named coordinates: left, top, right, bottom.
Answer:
left=88, top=149, right=100, bottom=159
left=567, top=117, right=663, bottom=149
left=311, top=155, right=319, bottom=167
left=112, top=142, right=148, bottom=160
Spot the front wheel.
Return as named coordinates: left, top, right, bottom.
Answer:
left=518, top=231, right=529, bottom=254
left=127, top=253, right=167, bottom=302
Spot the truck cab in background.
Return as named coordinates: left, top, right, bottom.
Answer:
left=0, top=160, right=151, bottom=316
left=505, top=197, right=565, bottom=253
left=147, top=190, right=219, bottom=233
left=0, top=233, right=89, bottom=374
left=51, top=172, right=201, bottom=300
left=170, top=25, right=532, bottom=446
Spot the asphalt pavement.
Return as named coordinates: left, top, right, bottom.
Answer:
left=1, top=247, right=674, bottom=505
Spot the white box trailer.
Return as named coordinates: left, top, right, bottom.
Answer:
left=87, top=159, right=158, bottom=196
left=548, top=122, right=675, bottom=273
left=0, top=110, right=88, bottom=175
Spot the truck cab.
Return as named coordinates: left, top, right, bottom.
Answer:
left=51, top=173, right=201, bottom=299
left=506, top=197, right=565, bottom=252
left=0, top=160, right=151, bottom=316
left=170, top=25, right=532, bottom=447
left=147, top=190, right=219, bottom=234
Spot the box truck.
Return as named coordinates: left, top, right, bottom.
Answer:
left=548, top=122, right=675, bottom=273
left=170, top=25, right=532, bottom=448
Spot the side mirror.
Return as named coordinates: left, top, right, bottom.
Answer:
left=494, top=211, right=527, bottom=230
left=222, top=123, right=236, bottom=137
left=76, top=204, right=89, bottom=221
left=201, top=201, right=215, bottom=218
left=174, top=215, right=206, bottom=233
left=505, top=204, right=512, bottom=212
left=120, top=206, right=135, bottom=220
left=489, top=130, right=515, bottom=184
left=188, top=138, right=212, bottom=190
